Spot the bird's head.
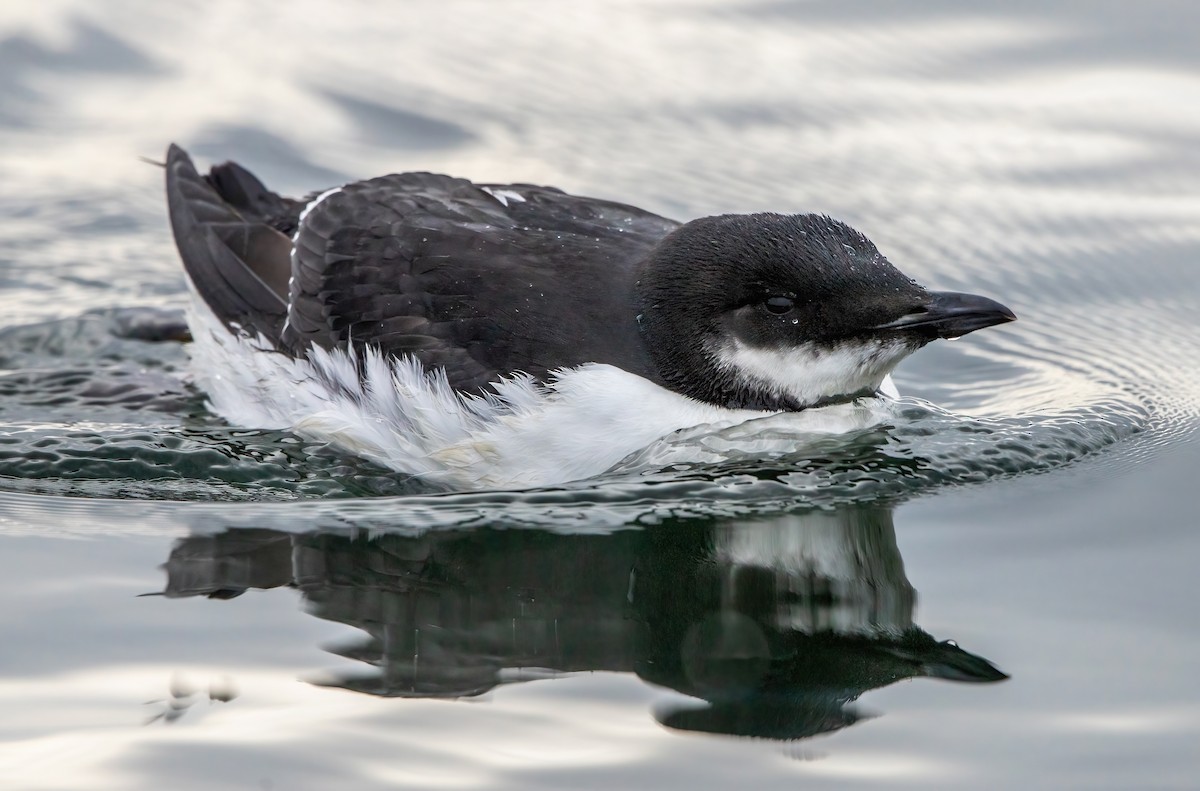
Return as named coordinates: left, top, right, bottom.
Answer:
left=635, top=213, right=1015, bottom=411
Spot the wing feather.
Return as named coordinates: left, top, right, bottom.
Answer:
left=169, top=144, right=679, bottom=395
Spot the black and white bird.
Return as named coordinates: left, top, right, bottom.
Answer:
left=165, top=144, right=1014, bottom=489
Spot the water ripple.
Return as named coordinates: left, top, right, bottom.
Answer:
left=0, top=0, right=1197, bottom=534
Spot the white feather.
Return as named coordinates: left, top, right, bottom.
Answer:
left=716, top=338, right=912, bottom=407
left=480, top=187, right=526, bottom=207
left=185, top=298, right=899, bottom=490
left=282, top=187, right=343, bottom=336
left=295, top=187, right=343, bottom=230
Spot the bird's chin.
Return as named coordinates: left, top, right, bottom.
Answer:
left=716, top=338, right=915, bottom=411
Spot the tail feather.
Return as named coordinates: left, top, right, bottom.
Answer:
left=206, top=160, right=305, bottom=236
left=166, top=144, right=292, bottom=344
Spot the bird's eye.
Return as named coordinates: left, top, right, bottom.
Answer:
left=764, top=296, right=795, bottom=315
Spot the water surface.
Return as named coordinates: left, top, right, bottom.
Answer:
left=1, top=1, right=1199, bottom=788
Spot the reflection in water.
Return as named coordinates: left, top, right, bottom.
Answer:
left=143, top=673, right=238, bottom=725
left=157, top=507, right=1006, bottom=742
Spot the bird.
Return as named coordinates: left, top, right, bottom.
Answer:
left=165, top=144, right=1015, bottom=490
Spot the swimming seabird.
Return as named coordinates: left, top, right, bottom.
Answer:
left=165, top=144, right=1014, bottom=489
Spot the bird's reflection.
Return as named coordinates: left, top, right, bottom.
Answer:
left=157, top=505, right=1006, bottom=741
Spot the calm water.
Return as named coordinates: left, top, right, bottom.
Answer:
left=2, top=1, right=1199, bottom=788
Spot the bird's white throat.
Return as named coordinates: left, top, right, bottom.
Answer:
left=716, top=338, right=913, bottom=407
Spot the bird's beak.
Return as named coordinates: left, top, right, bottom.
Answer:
left=874, top=291, right=1016, bottom=339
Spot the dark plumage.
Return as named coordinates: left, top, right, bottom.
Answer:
left=166, top=144, right=1014, bottom=413
left=636, top=213, right=933, bottom=409
left=168, top=145, right=677, bottom=394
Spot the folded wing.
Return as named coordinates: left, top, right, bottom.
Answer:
left=166, top=144, right=678, bottom=394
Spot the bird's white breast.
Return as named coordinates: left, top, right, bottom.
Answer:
left=185, top=298, right=896, bottom=490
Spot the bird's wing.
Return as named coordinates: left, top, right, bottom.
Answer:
left=283, top=174, right=679, bottom=392
left=167, top=144, right=678, bottom=394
